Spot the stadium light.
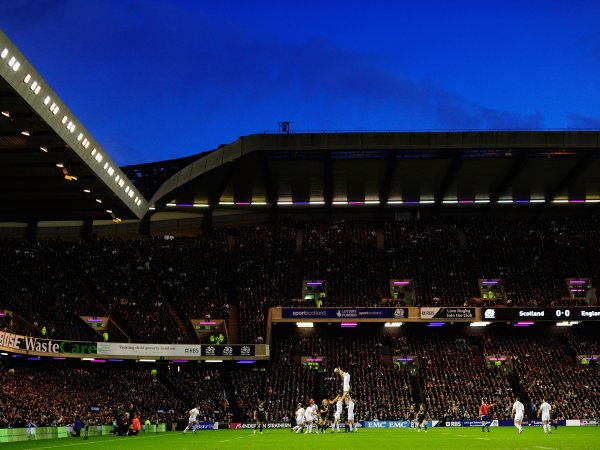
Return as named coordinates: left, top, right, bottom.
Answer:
left=427, top=322, right=445, bottom=327
left=39, top=146, right=48, bottom=153
left=1, top=48, right=8, bottom=58
left=139, top=359, right=156, bottom=362
left=384, top=322, right=403, bottom=327
left=296, top=322, right=314, bottom=328
left=21, top=130, right=30, bottom=136
left=1, top=111, right=10, bottom=118
left=206, top=360, right=223, bottom=363
left=341, top=322, right=357, bottom=328
left=470, top=322, right=491, bottom=327
left=0, top=352, right=8, bottom=356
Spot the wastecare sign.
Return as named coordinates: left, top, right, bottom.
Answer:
left=0, top=331, right=96, bottom=355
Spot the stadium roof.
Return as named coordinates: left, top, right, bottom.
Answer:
left=149, top=131, right=600, bottom=217
left=3, top=29, right=600, bottom=226
left=0, top=31, right=147, bottom=222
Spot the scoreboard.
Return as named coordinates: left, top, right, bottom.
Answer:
left=483, top=307, right=600, bottom=321
left=301, top=356, right=328, bottom=372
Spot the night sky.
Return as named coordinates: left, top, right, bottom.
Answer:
left=2, top=0, right=600, bottom=165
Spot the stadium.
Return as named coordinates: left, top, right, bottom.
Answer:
left=1, top=22, right=600, bottom=450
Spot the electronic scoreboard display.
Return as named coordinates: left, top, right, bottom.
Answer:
left=482, top=307, right=600, bottom=321
left=301, top=356, right=328, bottom=372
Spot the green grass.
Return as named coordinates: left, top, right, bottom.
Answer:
left=1, top=427, right=599, bottom=450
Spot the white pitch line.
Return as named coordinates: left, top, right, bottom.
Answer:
left=21, top=434, right=163, bottom=450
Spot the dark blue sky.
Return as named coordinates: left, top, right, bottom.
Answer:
left=3, top=0, right=600, bottom=165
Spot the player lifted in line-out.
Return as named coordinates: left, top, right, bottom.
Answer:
left=417, top=404, right=429, bottom=433
left=480, top=399, right=493, bottom=432
left=512, top=397, right=525, bottom=435
left=183, top=404, right=200, bottom=434
left=319, top=399, right=331, bottom=433
left=253, top=401, right=268, bottom=435
left=538, top=399, right=552, bottom=434
left=334, top=367, right=351, bottom=401
left=292, top=403, right=305, bottom=434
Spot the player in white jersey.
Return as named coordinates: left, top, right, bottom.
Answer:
left=334, top=367, right=351, bottom=401
left=304, top=401, right=314, bottom=433
left=183, top=404, right=200, bottom=434
left=345, top=396, right=356, bottom=433
left=331, top=394, right=343, bottom=433
left=293, top=404, right=305, bottom=434
left=512, top=397, right=525, bottom=434
left=538, top=399, right=552, bottom=434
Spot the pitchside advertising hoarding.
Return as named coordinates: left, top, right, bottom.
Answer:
left=0, top=331, right=96, bottom=355
left=281, top=308, right=409, bottom=320
left=482, top=307, right=600, bottom=321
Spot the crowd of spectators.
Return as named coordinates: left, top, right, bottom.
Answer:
left=392, top=336, right=513, bottom=420
left=0, top=240, right=103, bottom=341
left=236, top=224, right=296, bottom=343
left=1, top=333, right=598, bottom=428
left=1, top=218, right=600, bottom=343
left=143, top=234, right=231, bottom=323
left=68, top=239, right=186, bottom=343
left=0, top=366, right=184, bottom=428
left=304, top=222, right=383, bottom=307
left=386, top=221, right=472, bottom=307
left=163, top=369, right=230, bottom=422
left=465, top=221, right=562, bottom=307
left=483, top=334, right=600, bottom=420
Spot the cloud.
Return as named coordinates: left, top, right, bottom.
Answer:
left=569, top=114, right=600, bottom=129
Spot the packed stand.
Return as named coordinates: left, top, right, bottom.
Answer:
left=0, top=366, right=185, bottom=428
left=546, top=217, right=600, bottom=305
left=69, top=239, right=186, bottom=343
left=236, top=224, right=296, bottom=343
left=143, top=233, right=231, bottom=322
left=483, top=335, right=600, bottom=420
left=386, top=220, right=472, bottom=306
left=300, top=336, right=414, bottom=421
left=163, top=369, right=229, bottom=422
left=304, top=222, right=382, bottom=308
left=465, top=220, right=562, bottom=307
left=0, top=240, right=103, bottom=341
left=231, top=337, right=315, bottom=422
left=393, top=336, right=513, bottom=420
